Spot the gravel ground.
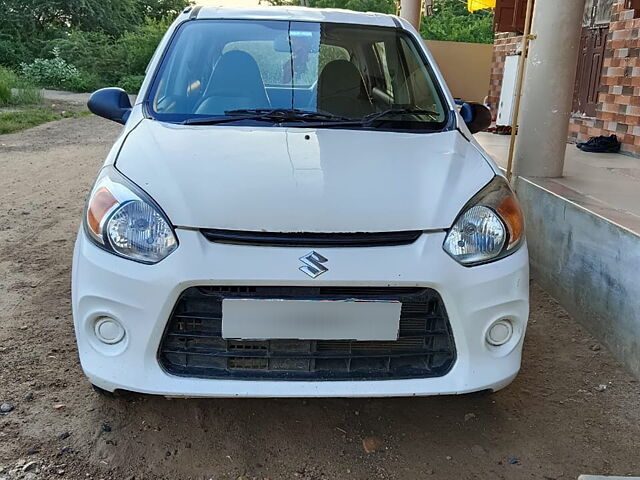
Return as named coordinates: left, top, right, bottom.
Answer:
left=1, top=114, right=639, bottom=480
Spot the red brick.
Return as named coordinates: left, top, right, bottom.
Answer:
left=611, top=39, right=628, bottom=50
left=587, top=127, right=602, bottom=137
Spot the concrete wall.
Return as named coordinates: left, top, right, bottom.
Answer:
left=487, top=33, right=522, bottom=118
left=425, top=40, right=493, bottom=103
left=514, top=176, right=640, bottom=377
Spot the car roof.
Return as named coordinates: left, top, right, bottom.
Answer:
left=190, top=5, right=399, bottom=28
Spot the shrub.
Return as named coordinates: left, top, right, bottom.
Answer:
left=64, top=70, right=102, bottom=92
left=0, top=81, right=9, bottom=105
left=112, top=18, right=168, bottom=77
left=0, top=66, right=42, bottom=106
left=117, top=75, right=145, bottom=93
left=20, top=47, right=83, bottom=90
left=0, top=67, right=13, bottom=104
left=47, top=30, right=117, bottom=84
left=0, top=39, right=33, bottom=69
left=48, top=18, right=170, bottom=91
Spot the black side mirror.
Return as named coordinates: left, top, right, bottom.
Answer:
left=88, top=87, right=132, bottom=125
left=460, top=102, right=492, bottom=134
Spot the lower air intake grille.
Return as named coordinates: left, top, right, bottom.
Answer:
left=158, top=286, right=456, bottom=381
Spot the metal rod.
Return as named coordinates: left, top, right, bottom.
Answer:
left=506, top=0, right=535, bottom=183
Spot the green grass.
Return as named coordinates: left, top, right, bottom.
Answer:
left=10, top=87, right=42, bottom=105
left=0, top=67, right=89, bottom=134
left=0, top=66, right=42, bottom=107
left=0, top=108, right=89, bottom=135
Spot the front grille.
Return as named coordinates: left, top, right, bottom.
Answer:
left=158, top=286, right=456, bottom=381
left=200, top=229, right=423, bottom=247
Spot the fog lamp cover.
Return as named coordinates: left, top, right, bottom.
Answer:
left=486, top=319, right=513, bottom=346
left=94, top=317, right=125, bottom=345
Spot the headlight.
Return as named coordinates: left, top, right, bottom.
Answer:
left=443, top=176, right=524, bottom=266
left=83, top=166, right=178, bottom=264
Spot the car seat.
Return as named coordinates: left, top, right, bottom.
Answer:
left=196, top=50, right=271, bottom=115
left=317, top=60, right=372, bottom=119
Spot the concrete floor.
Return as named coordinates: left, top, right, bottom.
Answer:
left=476, top=132, right=640, bottom=235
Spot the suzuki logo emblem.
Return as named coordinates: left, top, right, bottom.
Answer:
left=299, top=251, right=328, bottom=278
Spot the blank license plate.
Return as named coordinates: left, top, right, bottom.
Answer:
left=222, top=298, right=401, bottom=341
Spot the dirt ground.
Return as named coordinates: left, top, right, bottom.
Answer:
left=1, top=113, right=639, bottom=480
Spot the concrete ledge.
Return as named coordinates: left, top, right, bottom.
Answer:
left=514, top=175, right=640, bottom=377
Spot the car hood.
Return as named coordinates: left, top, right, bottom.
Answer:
left=115, top=120, right=495, bottom=232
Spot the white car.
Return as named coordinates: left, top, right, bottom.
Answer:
left=73, top=5, right=529, bottom=397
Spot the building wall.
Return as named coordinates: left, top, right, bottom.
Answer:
left=488, top=1, right=640, bottom=156
left=425, top=40, right=493, bottom=103
left=487, top=32, right=522, bottom=119
left=569, top=1, right=640, bottom=156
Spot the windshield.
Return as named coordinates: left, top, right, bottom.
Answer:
left=147, top=19, right=450, bottom=131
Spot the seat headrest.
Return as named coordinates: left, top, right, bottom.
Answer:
left=318, top=60, right=365, bottom=98
left=207, top=50, right=266, bottom=98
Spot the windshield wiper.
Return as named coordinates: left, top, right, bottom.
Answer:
left=285, top=108, right=442, bottom=129
left=182, top=109, right=352, bottom=126
left=182, top=114, right=269, bottom=125
left=182, top=108, right=440, bottom=127
left=226, top=108, right=353, bottom=122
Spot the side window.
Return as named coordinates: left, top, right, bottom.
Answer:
left=398, top=37, right=442, bottom=113
left=373, top=42, right=394, bottom=97
left=154, top=32, right=201, bottom=112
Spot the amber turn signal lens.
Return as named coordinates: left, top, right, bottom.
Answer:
left=496, top=194, right=524, bottom=249
left=87, top=187, right=118, bottom=237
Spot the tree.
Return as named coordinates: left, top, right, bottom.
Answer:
left=420, top=0, right=494, bottom=44
left=308, top=0, right=395, bottom=12
left=262, top=0, right=494, bottom=44
left=262, top=0, right=395, bottom=12
left=0, top=0, right=190, bottom=66
left=138, top=0, right=194, bottom=21
left=0, top=0, right=140, bottom=37
left=0, top=0, right=189, bottom=37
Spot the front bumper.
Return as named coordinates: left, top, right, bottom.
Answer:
left=72, top=228, right=529, bottom=397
